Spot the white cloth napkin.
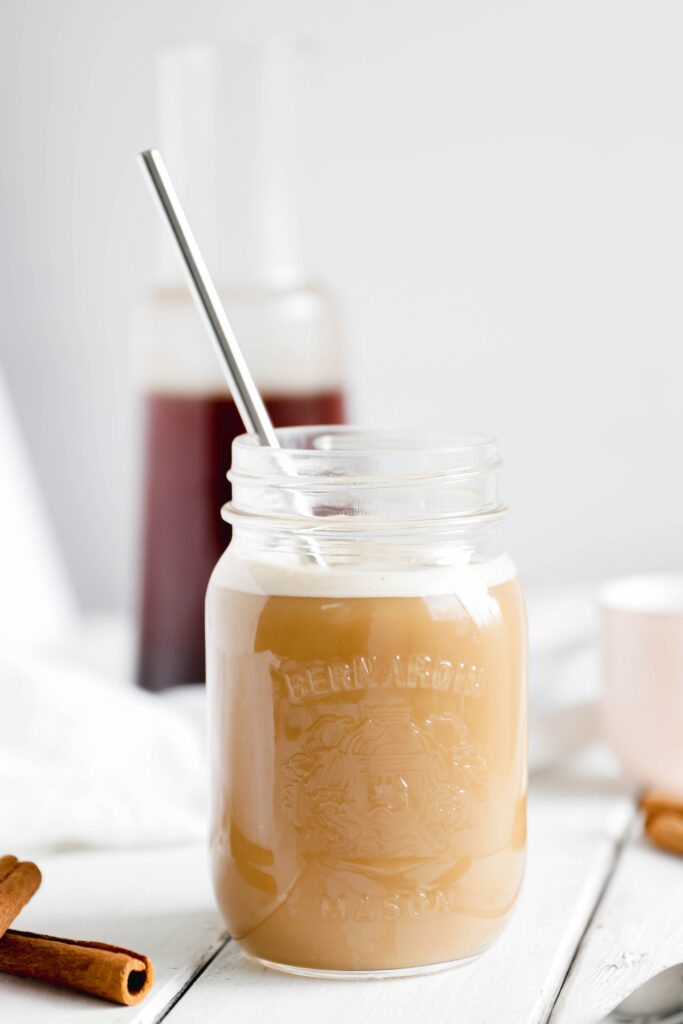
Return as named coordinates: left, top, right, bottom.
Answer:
left=0, top=642, right=207, bottom=852
left=0, top=368, right=77, bottom=652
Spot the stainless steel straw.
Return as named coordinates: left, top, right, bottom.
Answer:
left=139, top=148, right=277, bottom=446
left=138, top=147, right=323, bottom=564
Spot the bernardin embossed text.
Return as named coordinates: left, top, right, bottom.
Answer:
left=276, top=654, right=484, bottom=703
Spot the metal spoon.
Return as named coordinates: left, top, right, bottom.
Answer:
left=601, top=964, right=683, bottom=1023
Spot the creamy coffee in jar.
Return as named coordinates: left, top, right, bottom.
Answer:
left=206, top=428, right=527, bottom=977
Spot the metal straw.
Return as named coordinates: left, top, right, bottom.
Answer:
left=138, top=148, right=278, bottom=447
left=138, top=147, right=324, bottom=564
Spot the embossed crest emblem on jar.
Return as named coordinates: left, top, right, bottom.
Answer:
left=282, top=701, right=488, bottom=861
left=206, top=427, right=528, bottom=977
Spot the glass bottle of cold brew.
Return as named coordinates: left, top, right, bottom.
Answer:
left=136, top=41, right=345, bottom=690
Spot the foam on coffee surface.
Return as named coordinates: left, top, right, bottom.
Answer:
left=213, top=549, right=517, bottom=600
left=214, top=548, right=518, bottom=626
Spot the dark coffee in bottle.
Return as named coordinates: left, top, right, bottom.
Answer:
left=138, top=389, right=344, bottom=690
left=135, top=285, right=346, bottom=690
left=139, top=42, right=346, bottom=689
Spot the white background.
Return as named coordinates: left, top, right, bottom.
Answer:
left=1, top=0, right=682, bottom=610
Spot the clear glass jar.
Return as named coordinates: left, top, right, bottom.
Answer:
left=206, top=427, right=527, bottom=978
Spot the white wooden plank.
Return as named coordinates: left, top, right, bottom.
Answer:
left=550, top=831, right=683, bottom=1023
left=0, top=846, right=227, bottom=1023
left=164, top=780, right=635, bottom=1024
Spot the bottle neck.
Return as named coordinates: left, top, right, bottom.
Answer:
left=155, top=40, right=307, bottom=289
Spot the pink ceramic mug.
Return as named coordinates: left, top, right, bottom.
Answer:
left=601, top=574, right=683, bottom=794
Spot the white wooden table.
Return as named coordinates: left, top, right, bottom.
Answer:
left=3, top=768, right=682, bottom=1024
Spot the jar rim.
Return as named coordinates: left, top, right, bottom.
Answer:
left=233, top=426, right=499, bottom=463
left=228, top=426, right=505, bottom=525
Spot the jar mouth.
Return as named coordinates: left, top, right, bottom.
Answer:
left=228, top=425, right=505, bottom=523
left=234, top=424, right=498, bottom=453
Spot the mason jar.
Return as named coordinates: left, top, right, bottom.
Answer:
left=206, top=427, right=527, bottom=977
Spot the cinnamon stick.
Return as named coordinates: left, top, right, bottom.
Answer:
left=641, top=791, right=683, bottom=856
left=0, top=857, right=41, bottom=937
left=645, top=812, right=683, bottom=856
left=0, top=930, right=154, bottom=1006
left=0, top=856, right=18, bottom=881
left=641, top=790, right=683, bottom=818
